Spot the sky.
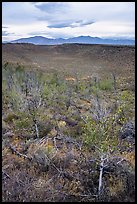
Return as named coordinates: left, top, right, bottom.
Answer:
left=2, top=2, right=135, bottom=41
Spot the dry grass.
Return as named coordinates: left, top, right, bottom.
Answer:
left=2, top=43, right=135, bottom=202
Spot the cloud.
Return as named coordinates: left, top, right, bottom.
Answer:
left=34, top=2, right=68, bottom=13
left=70, top=20, right=95, bottom=28
left=2, top=31, right=10, bottom=36
left=2, top=2, right=46, bottom=25
left=47, top=20, right=95, bottom=28
left=2, top=26, right=14, bottom=38
left=2, top=2, right=135, bottom=41
left=48, top=22, right=73, bottom=28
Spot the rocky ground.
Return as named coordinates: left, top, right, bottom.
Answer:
left=2, top=43, right=135, bottom=202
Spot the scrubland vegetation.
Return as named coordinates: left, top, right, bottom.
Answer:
left=2, top=62, right=135, bottom=202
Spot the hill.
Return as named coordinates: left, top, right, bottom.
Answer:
left=8, top=36, right=135, bottom=45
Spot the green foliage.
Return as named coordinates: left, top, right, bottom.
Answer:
left=83, top=119, right=118, bottom=152
left=82, top=102, right=127, bottom=153
left=2, top=62, right=135, bottom=202
left=3, top=112, right=19, bottom=123
left=98, top=79, right=113, bottom=91
left=14, top=117, right=31, bottom=129
left=90, top=85, right=100, bottom=95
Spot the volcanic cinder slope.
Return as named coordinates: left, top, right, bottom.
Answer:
left=2, top=43, right=135, bottom=79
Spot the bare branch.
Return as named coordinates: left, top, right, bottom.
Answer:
left=9, top=145, right=32, bottom=161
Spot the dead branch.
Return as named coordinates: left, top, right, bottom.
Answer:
left=2, top=170, right=10, bottom=179
left=9, top=145, right=32, bottom=161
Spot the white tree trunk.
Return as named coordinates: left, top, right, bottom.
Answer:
left=98, top=155, right=104, bottom=196
left=35, top=123, right=39, bottom=138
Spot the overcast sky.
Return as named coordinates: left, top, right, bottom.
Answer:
left=2, top=2, right=135, bottom=41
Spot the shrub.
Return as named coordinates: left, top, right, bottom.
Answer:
left=99, top=79, right=113, bottom=91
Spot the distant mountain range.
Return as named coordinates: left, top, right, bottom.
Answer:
left=5, top=36, right=135, bottom=45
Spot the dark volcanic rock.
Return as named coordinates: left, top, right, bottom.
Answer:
left=119, top=121, right=135, bottom=139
